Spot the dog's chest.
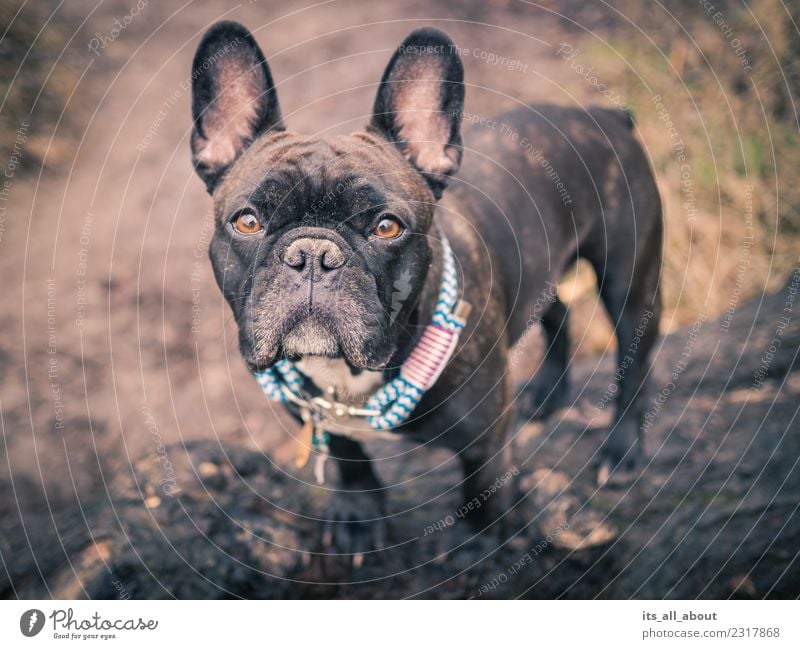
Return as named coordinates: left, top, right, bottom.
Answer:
left=294, top=357, right=398, bottom=440
left=295, top=357, right=384, bottom=406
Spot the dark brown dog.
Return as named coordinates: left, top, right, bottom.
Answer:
left=190, top=23, right=662, bottom=552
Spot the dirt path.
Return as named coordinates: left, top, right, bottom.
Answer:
left=1, top=0, right=798, bottom=599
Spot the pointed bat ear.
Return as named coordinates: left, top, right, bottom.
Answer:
left=190, top=21, right=283, bottom=192
left=369, top=28, right=464, bottom=199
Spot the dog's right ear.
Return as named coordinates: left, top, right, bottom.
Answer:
left=191, top=21, right=283, bottom=193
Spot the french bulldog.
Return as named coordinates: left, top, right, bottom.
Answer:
left=189, top=22, right=662, bottom=553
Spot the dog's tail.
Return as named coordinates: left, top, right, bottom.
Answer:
left=616, top=108, right=635, bottom=130
left=592, top=106, right=636, bottom=131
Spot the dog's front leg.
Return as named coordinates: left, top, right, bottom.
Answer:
left=321, top=434, right=387, bottom=561
left=456, top=411, right=515, bottom=531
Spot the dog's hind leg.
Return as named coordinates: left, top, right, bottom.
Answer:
left=517, top=297, right=570, bottom=420
left=590, top=222, right=662, bottom=485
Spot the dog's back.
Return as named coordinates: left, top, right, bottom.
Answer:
left=442, top=104, right=661, bottom=344
left=439, top=103, right=662, bottom=480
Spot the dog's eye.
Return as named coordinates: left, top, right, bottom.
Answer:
left=373, top=217, right=403, bottom=239
left=233, top=212, right=263, bottom=235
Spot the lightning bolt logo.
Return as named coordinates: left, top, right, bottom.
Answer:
left=390, top=269, right=413, bottom=324
left=20, top=608, right=45, bottom=637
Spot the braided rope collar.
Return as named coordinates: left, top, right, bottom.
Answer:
left=252, top=234, right=470, bottom=433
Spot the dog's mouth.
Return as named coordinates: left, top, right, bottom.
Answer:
left=279, top=312, right=341, bottom=359
left=236, top=256, right=399, bottom=373
left=242, top=298, right=395, bottom=372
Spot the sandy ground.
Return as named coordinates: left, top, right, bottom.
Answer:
left=1, top=0, right=798, bottom=598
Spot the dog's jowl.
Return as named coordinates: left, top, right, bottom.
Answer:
left=190, top=22, right=662, bottom=552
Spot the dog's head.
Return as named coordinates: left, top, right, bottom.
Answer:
left=190, top=22, right=464, bottom=371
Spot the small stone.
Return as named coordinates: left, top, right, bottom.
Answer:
left=198, top=462, right=219, bottom=477
left=728, top=574, right=756, bottom=597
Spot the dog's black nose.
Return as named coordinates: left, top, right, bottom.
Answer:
left=282, top=237, right=345, bottom=272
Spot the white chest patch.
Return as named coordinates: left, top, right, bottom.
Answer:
left=294, top=356, right=395, bottom=440
left=295, top=356, right=384, bottom=406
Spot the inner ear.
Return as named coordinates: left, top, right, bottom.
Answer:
left=191, top=21, right=283, bottom=192
left=369, top=28, right=464, bottom=199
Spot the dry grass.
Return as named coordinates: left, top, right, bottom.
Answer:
left=0, top=1, right=91, bottom=167
left=555, top=1, right=800, bottom=353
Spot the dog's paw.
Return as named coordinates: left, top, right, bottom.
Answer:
left=518, top=375, right=568, bottom=421
left=320, top=489, right=387, bottom=568
left=595, top=421, right=644, bottom=487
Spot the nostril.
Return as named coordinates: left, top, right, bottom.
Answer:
left=283, top=247, right=305, bottom=269
left=320, top=246, right=345, bottom=271
left=283, top=238, right=309, bottom=269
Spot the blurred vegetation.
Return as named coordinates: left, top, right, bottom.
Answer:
left=599, top=0, right=800, bottom=328
left=0, top=0, right=89, bottom=169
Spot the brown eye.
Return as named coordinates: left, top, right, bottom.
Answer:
left=373, top=217, right=403, bottom=239
left=233, top=212, right=263, bottom=234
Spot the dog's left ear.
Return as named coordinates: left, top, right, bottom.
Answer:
left=369, top=28, right=464, bottom=199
